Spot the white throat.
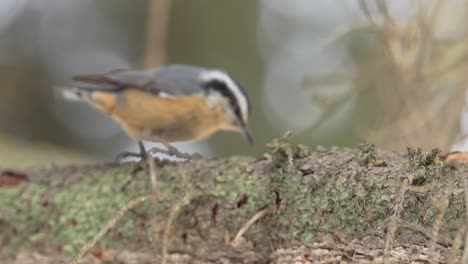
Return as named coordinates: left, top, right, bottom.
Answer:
left=200, top=70, right=248, bottom=124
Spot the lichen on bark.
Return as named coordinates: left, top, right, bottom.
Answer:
left=0, top=139, right=466, bottom=263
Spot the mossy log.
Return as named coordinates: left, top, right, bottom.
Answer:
left=0, top=139, right=466, bottom=263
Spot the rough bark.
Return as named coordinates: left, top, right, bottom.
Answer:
left=0, top=138, right=466, bottom=263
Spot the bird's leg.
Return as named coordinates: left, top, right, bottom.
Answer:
left=145, top=143, right=171, bottom=157
left=137, top=140, right=148, bottom=160
left=149, top=141, right=203, bottom=160
left=116, top=140, right=151, bottom=162
left=119, top=141, right=150, bottom=191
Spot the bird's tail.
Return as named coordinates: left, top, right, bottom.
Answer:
left=57, top=85, right=120, bottom=114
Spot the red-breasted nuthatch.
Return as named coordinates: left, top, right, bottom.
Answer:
left=61, top=64, right=252, bottom=159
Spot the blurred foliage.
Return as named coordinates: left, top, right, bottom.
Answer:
left=168, top=0, right=264, bottom=156
left=0, top=0, right=467, bottom=166
left=0, top=134, right=93, bottom=167
left=0, top=0, right=264, bottom=165
left=300, top=0, right=467, bottom=151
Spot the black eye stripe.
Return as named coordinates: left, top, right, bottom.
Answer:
left=232, top=79, right=251, bottom=117
left=204, top=79, right=245, bottom=125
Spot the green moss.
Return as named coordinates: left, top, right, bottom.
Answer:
left=0, top=165, right=156, bottom=255
left=423, top=207, right=436, bottom=223
left=407, top=147, right=441, bottom=169
left=0, top=158, right=268, bottom=255
left=445, top=196, right=466, bottom=235
left=357, top=142, right=377, bottom=166
left=269, top=155, right=396, bottom=241
left=1, top=140, right=465, bottom=257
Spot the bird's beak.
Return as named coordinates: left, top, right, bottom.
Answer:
left=241, top=126, right=254, bottom=144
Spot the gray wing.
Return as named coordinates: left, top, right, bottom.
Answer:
left=72, top=64, right=211, bottom=96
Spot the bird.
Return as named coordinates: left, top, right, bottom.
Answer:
left=61, top=64, right=253, bottom=160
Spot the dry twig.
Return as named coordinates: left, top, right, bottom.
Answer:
left=383, top=178, right=408, bottom=263
left=448, top=224, right=466, bottom=264
left=428, top=180, right=452, bottom=263
left=69, top=194, right=153, bottom=264
left=231, top=208, right=269, bottom=249
left=162, top=193, right=192, bottom=264
left=461, top=170, right=468, bottom=263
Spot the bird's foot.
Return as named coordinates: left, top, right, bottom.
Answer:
left=115, top=151, right=141, bottom=162
left=148, top=143, right=203, bottom=161
left=115, top=151, right=155, bottom=163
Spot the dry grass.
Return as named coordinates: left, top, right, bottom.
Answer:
left=303, top=3, right=468, bottom=261
left=303, top=0, right=468, bottom=152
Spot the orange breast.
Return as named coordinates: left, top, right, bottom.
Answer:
left=89, top=89, right=229, bottom=142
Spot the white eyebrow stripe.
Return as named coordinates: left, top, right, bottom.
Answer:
left=200, top=70, right=248, bottom=124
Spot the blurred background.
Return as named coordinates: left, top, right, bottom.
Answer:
left=0, top=0, right=467, bottom=167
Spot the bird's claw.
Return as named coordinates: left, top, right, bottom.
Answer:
left=148, top=146, right=203, bottom=161
left=115, top=151, right=148, bottom=163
